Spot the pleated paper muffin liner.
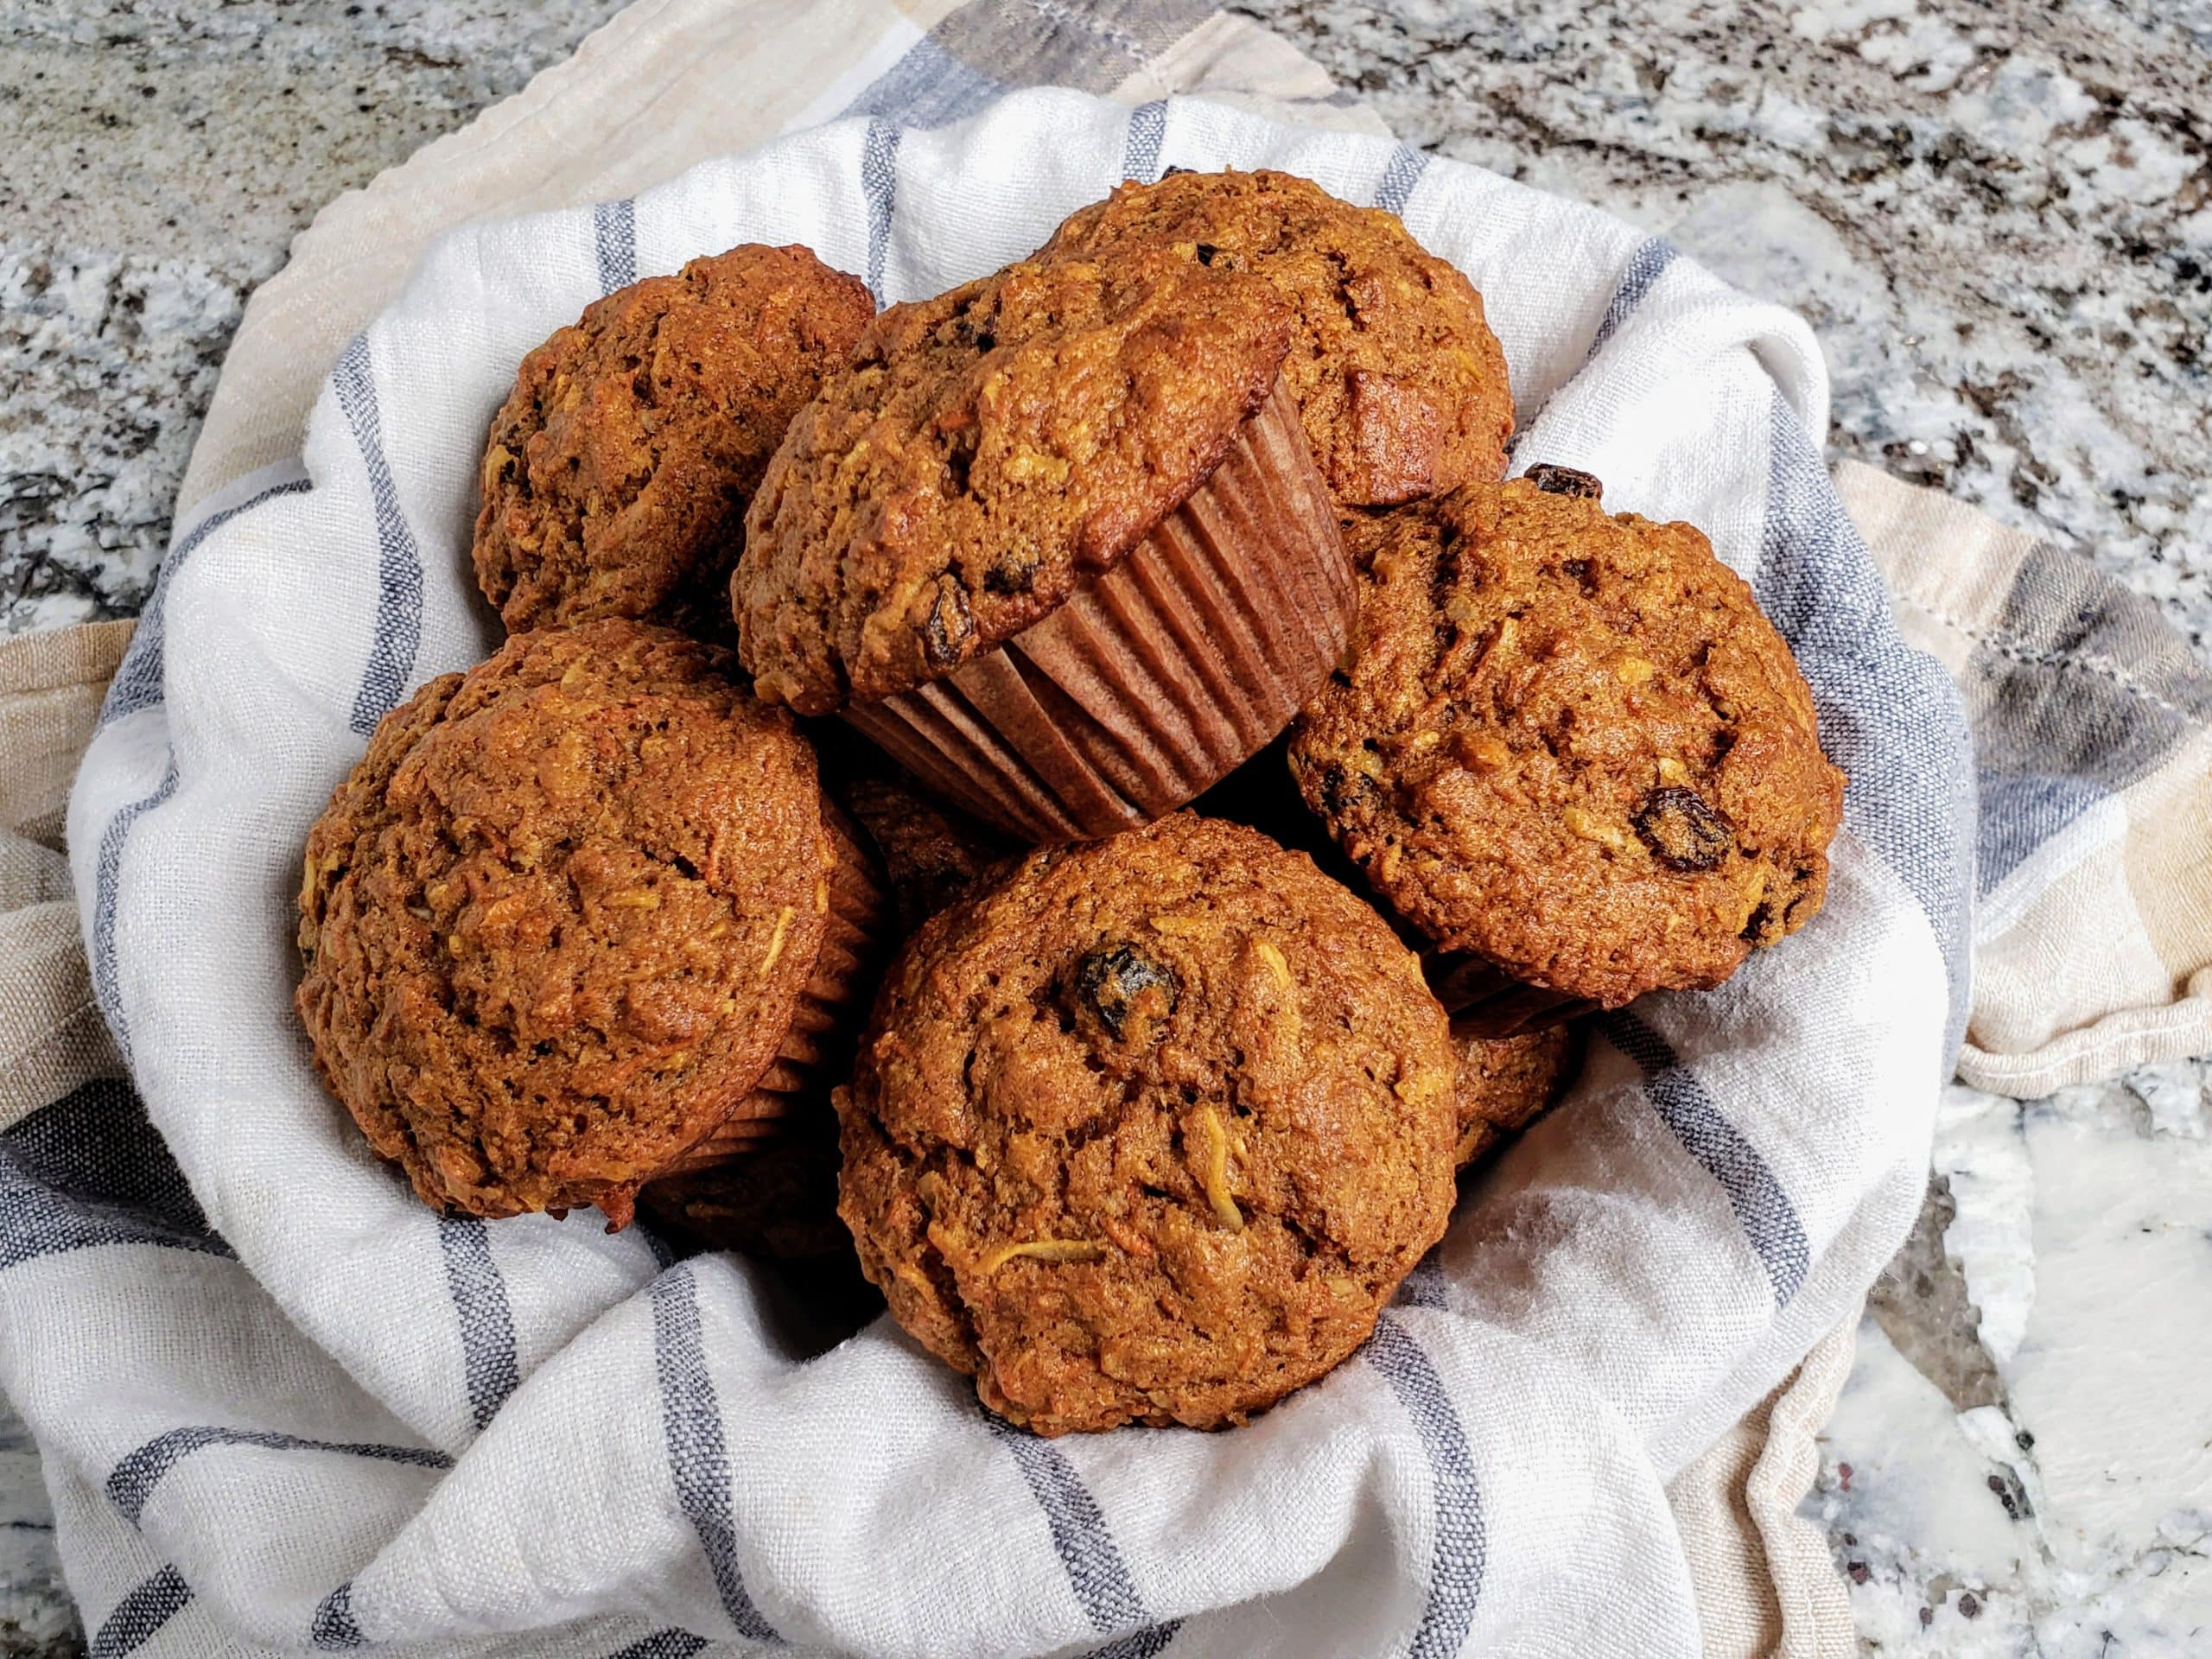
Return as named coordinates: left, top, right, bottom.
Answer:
left=843, top=376, right=1354, bottom=842
left=652, top=802, right=887, bottom=1177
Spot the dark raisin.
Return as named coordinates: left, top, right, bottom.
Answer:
left=983, top=556, right=1039, bottom=597
left=1075, top=945, right=1179, bottom=1039
left=1194, top=242, right=1218, bottom=265
left=1742, top=902, right=1775, bottom=942
left=1562, top=557, right=1592, bottom=582
left=1317, top=761, right=1372, bottom=817
left=1633, top=786, right=1733, bottom=872
left=922, top=582, right=974, bottom=671
left=1523, top=463, right=1604, bottom=500
left=943, top=428, right=977, bottom=497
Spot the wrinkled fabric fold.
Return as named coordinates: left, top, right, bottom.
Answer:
left=3, top=3, right=2201, bottom=1656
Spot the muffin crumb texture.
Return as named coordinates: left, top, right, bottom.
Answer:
left=474, top=243, right=874, bottom=636
left=296, top=620, right=830, bottom=1227
left=1292, top=479, right=1844, bottom=1005
left=837, top=813, right=1458, bottom=1433
left=1040, top=168, right=1515, bottom=505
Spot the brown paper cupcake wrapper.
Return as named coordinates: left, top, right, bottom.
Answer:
left=654, top=804, right=887, bottom=1177
left=1427, top=954, right=1599, bottom=1039
left=844, top=376, right=1355, bottom=842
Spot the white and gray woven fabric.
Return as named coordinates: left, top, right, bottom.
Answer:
left=19, top=88, right=1979, bottom=1658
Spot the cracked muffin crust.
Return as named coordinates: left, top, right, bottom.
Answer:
left=836, top=812, right=1458, bottom=1435
left=474, top=243, right=874, bottom=637
left=1037, top=168, right=1514, bottom=505
left=296, top=620, right=836, bottom=1227
left=734, top=247, right=1294, bottom=714
left=1290, top=476, right=1845, bottom=1007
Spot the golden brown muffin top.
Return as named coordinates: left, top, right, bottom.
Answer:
left=1290, top=475, right=1845, bottom=1006
left=474, top=244, right=873, bottom=638
left=836, top=812, right=1457, bottom=1434
left=296, top=620, right=832, bottom=1228
left=735, top=248, right=1293, bottom=714
left=1038, top=168, right=1514, bottom=505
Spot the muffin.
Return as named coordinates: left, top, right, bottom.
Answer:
left=735, top=246, right=1354, bottom=842
left=837, top=813, right=1459, bottom=1435
left=652, top=801, right=888, bottom=1173
left=643, top=1126, right=851, bottom=1262
left=474, top=244, right=874, bottom=637
left=1038, top=168, right=1513, bottom=505
left=1289, top=472, right=1845, bottom=1008
left=1450, top=1020, right=1581, bottom=1170
left=296, top=620, right=874, bottom=1228
left=828, top=763, right=1013, bottom=936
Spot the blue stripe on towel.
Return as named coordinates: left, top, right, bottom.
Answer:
left=988, top=1412, right=1181, bottom=1653
left=1368, top=1313, right=1485, bottom=1659
left=1122, top=99, right=1168, bottom=182
left=842, top=35, right=1006, bottom=128
left=100, top=475, right=314, bottom=730
left=310, top=1580, right=365, bottom=1649
left=108, top=1426, right=451, bottom=1527
left=1375, top=144, right=1432, bottom=216
left=1080, top=1623, right=1183, bottom=1659
left=331, top=332, right=424, bottom=738
left=1599, top=1008, right=1812, bottom=1306
left=594, top=198, right=638, bottom=293
left=1976, top=769, right=2110, bottom=897
left=605, top=1630, right=709, bottom=1659
left=88, top=756, right=178, bottom=1058
left=861, top=120, right=903, bottom=306
left=89, top=1565, right=192, bottom=1659
left=652, top=1266, right=781, bottom=1643
left=0, top=1081, right=230, bottom=1268
left=436, top=1217, right=521, bottom=1432
left=988, top=1414, right=1147, bottom=1628
left=1589, top=237, right=1679, bottom=357
left=1757, top=389, right=1976, bottom=1063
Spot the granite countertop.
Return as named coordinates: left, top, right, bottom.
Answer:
left=3, top=3, right=2209, bottom=1655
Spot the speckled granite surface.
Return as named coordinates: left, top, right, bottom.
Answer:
left=3, top=3, right=2208, bottom=1656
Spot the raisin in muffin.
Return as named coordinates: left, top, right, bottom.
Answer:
left=1290, top=472, right=1845, bottom=1007
left=837, top=813, right=1458, bottom=1434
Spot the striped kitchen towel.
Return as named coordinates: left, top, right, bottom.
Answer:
left=3, top=3, right=2205, bottom=1657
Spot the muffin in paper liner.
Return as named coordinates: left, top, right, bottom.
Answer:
left=843, top=376, right=1353, bottom=841
left=736, top=247, right=1357, bottom=843
left=652, top=801, right=887, bottom=1178
left=293, top=620, right=836, bottom=1232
